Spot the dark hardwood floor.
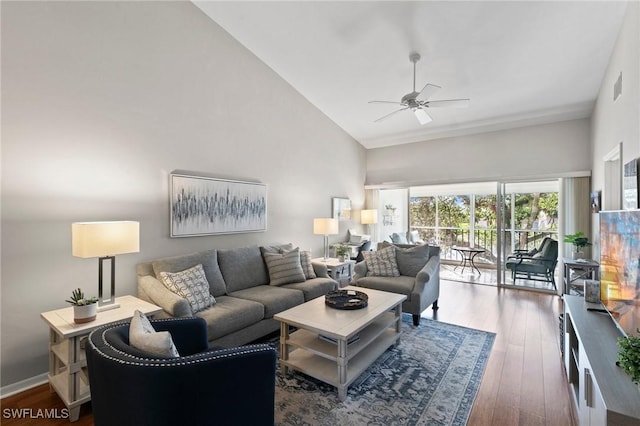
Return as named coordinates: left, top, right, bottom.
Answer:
left=1, top=279, right=575, bottom=425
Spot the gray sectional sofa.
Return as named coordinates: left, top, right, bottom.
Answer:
left=136, top=244, right=338, bottom=347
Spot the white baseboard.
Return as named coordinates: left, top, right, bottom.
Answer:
left=0, top=373, right=48, bottom=399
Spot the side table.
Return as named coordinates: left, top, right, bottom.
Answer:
left=563, top=258, right=600, bottom=295
left=40, top=295, right=162, bottom=421
left=312, top=257, right=355, bottom=287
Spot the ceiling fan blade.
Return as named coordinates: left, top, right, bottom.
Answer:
left=374, top=107, right=409, bottom=123
left=425, top=99, right=470, bottom=108
left=417, top=83, right=441, bottom=101
left=413, top=107, right=432, bottom=125
left=369, top=100, right=404, bottom=105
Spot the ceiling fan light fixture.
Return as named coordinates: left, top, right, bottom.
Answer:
left=413, top=107, right=432, bottom=125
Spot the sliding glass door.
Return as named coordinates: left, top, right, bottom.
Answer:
left=498, top=180, right=559, bottom=291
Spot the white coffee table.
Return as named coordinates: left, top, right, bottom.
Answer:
left=274, top=286, right=406, bottom=401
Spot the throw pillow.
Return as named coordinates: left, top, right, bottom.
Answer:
left=263, top=247, right=307, bottom=286
left=395, top=244, right=431, bottom=277
left=364, top=246, right=400, bottom=277
left=129, top=310, right=179, bottom=358
left=159, top=264, right=216, bottom=314
left=390, top=232, right=408, bottom=244
left=299, top=250, right=317, bottom=279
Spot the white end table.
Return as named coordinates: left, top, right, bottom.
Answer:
left=40, top=295, right=162, bottom=421
left=312, top=257, right=356, bottom=287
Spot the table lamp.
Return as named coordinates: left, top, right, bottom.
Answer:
left=313, top=218, right=339, bottom=261
left=361, top=209, right=378, bottom=236
left=72, top=221, right=140, bottom=311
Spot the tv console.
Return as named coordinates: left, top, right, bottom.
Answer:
left=563, top=295, right=640, bottom=425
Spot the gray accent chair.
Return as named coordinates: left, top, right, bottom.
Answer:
left=505, top=237, right=558, bottom=289
left=353, top=243, right=440, bottom=326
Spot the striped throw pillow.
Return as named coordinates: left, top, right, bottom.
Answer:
left=364, top=246, right=400, bottom=277
left=299, top=250, right=317, bottom=279
left=264, top=247, right=306, bottom=286
left=159, top=264, right=216, bottom=313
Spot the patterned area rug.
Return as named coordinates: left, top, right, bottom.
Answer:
left=271, top=315, right=495, bottom=426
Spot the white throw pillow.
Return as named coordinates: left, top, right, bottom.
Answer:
left=159, top=264, right=215, bottom=313
left=129, top=310, right=179, bottom=358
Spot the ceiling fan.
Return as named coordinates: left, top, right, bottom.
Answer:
left=369, top=53, right=470, bottom=125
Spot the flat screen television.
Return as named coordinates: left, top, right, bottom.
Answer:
left=599, top=210, right=640, bottom=337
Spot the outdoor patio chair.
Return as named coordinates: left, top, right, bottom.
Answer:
left=505, top=237, right=558, bottom=289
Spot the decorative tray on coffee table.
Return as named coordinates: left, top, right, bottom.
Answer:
left=325, top=290, right=368, bottom=310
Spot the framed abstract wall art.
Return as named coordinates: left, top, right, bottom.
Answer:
left=332, top=197, right=351, bottom=221
left=170, top=173, right=267, bottom=237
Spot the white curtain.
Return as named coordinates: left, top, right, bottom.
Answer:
left=561, top=176, right=592, bottom=260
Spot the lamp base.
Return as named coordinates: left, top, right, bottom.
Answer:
left=97, top=302, right=120, bottom=312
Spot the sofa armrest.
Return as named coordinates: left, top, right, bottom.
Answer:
left=353, top=261, right=368, bottom=280
left=414, top=255, right=439, bottom=292
left=138, top=275, right=192, bottom=317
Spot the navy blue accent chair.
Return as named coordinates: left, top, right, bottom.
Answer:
left=85, top=317, right=276, bottom=426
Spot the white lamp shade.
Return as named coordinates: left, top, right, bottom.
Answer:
left=361, top=209, right=378, bottom=225
left=72, top=221, right=140, bottom=258
left=313, top=218, right=339, bottom=235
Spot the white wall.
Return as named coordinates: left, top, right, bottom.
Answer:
left=590, top=1, right=640, bottom=255
left=366, top=118, right=591, bottom=187
left=0, top=1, right=366, bottom=387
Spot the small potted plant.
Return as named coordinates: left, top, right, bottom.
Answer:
left=617, top=330, right=640, bottom=391
left=334, top=244, right=350, bottom=262
left=564, top=231, right=592, bottom=259
left=66, top=288, right=98, bottom=324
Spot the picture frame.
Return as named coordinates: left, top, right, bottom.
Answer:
left=623, top=158, right=639, bottom=210
left=590, top=191, right=601, bottom=213
left=332, top=197, right=351, bottom=221
left=170, top=173, right=267, bottom=237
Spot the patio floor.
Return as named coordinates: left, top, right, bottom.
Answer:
left=440, top=263, right=559, bottom=292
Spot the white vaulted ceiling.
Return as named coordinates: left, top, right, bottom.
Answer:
left=194, top=1, right=628, bottom=149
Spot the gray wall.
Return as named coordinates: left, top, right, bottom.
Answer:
left=366, top=118, right=591, bottom=187
left=590, top=2, right=640, bottom=255
left=1, top=1, right=365, bottom=387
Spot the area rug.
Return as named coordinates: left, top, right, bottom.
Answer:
left=271, top=315, right=496, bottom=426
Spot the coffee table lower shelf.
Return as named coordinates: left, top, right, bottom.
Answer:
left=279, top=311, right=401, bottom=400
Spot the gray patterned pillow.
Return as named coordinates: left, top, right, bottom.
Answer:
left=364, top=246, right=400, bottom=277
left=299, top=250, right=316, bottom=279
left=159, top=264, right=215, bottom=313
left=129, top=310, right=179, bottom=358
left=264, top=247, right=306, bottom=286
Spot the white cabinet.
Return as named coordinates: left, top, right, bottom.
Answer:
left=41, top=295, right=162, bottom=421
left=564, top=296, right=640, bottom=425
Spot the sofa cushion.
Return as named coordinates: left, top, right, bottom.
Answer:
left=129, top=310, right=179, bottom=358
left=158, top=264, right=216, bottom=314
left=263, top=248, right=306, bottom=286
left=282, top=277, right=337, bottom=301
left=299, top=250, right=317, bottom=279
left=228, top=285, right=304, bottom=318
left=356, top=275, right=416, bottom=301
left=152, top=249, right=226, bottom=297
left=394, top=244, right=431, bottom=277
left=364, top=246, right=400, bottom=277
left=195, top=296, right=265, bottom=341
left=218, top=246, right=269, bottom=292
left=260, top=243, right=294, bottom=255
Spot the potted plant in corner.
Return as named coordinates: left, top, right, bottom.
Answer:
left=617, top=329, right=640, bottom=392
left=564, top=231, right=592, bottom=260
left=66, top=288, right=98, bottom=324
